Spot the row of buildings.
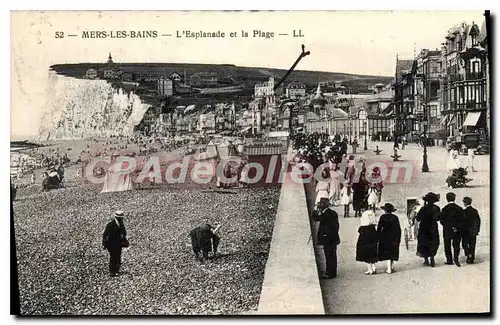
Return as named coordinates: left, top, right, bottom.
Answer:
left=140, top=75, right=358, bottom=137
left=393, top=19, right=489, bottom=142
left=303, top=17, right=490, bottom=144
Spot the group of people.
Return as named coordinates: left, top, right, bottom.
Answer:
left=313, top=189, right=481, bottom=280
left=102, top=210, right=220, bottom=277
left=291, top=133, right=384, bottom=219
left=415, top=192, right=481, bottom=267
left=447, top=144, right=476, bottom=173
left=355, top=203, right=401, bottom=275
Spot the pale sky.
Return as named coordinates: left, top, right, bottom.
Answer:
left=11, top=10, right=486, bottom=137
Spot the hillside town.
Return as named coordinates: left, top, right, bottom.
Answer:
left=68, top=20, right=489, bottom=153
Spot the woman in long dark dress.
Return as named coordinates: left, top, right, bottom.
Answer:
left=356, top=210, right=378, bottom=275
left=352, top=174, right=368, bottom=217
left=416, top=192, right=441, bottom=267
left=377, top=203, right=402, bottom=274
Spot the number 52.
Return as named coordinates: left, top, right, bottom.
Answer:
left=55, top=31, right=64, bottom=38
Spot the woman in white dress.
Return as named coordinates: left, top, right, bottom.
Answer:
left=315, top=169, right=330, bottom=206
left=367, top=186, right=378, bottom=211
left=446, top=147, right=460, bottom=172
left=467, top=147, right=475, bottom=172
left=329, top=162, right=341, bottom=206
left=340, top=183, right=352, bottom=218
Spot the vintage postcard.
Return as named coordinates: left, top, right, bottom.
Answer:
left=11, top=10, right=490, bottom=315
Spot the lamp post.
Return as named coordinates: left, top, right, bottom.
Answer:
left=422, top=117, right=429, bottom=172
left=421, top=71, right=430, bottom=172
left=393, top=116, right=398, bottom=149
left=364, top=121, right=368, bottom=150
left=349, top=116, right=352, bottom=144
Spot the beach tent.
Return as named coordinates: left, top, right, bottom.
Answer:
left=195, top=140, right=219, bottom=161
left=101, top=159, right=134, bottom=193
left=217, top=139, right=238, bottom=160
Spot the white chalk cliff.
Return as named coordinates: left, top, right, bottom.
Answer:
left=39, top=74, right=150, bottom=140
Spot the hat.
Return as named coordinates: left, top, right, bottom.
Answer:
left=380, top=203, right=397, bottom=213
left=423, top=192, right=440, bottom=203
left=318, top=198, right=330, bottom=208
left=114, top=210, right=124, bottom=217
left=463, top=197, right=472, bottom=205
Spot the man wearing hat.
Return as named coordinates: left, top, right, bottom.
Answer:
left=440, top=192, right=467, bottom=267
left=377, top=203, right=402, bottom=274
left=313, top=198, right=341, bottom=279
left=102, top=210, right=128, bottom=277
left=462, top=197, right=481, bottom=264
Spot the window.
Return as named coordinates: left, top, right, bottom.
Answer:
left=458, top=86, right=464, bottom=103
left=472, top=61, right=480, bottom=73
left=430, top=105, right=438, bottom=118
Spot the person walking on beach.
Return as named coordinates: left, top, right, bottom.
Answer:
left=377, top=203, right=401, bottom=274
left=102, top=210, right=129, bottom=277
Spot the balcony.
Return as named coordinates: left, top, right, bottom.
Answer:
left=455, top=101, right=486, bottom=111
left=466, top=72, right=484, bottom=80
left=427, top=72, right=441, bottom=79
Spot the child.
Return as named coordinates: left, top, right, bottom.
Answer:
left=367, top=186, right=378, bottom=211
left=340, top=183, right=352, bottom=218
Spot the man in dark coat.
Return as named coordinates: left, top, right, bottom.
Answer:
left=416, top=192, right=441, bottom=267
left=462, top=197, right=481, bottom=264
left=313, top=198, right=340, bottom=279
left=189, top=224, right=220, bottom=261
left=102, top=210, right=128, bottom=277
left=440, top=192, right=467, bottom=267
left=377, top=203, right=401, bottom=274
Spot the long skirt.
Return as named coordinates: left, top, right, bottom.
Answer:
left=416, top=225, right=440, bottom=258
left=352, top=193, right=365, bottom=211
left=356, top=226, right=378, bottom=263
left=329, top=179, right=341, bottom=202
left=446, top=157, right=459, bottom=171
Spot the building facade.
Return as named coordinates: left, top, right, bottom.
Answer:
left=102, top=53, right=123, bottom=79
left=157, top=77, right=173, bottom=96
left=255, top=77, right=275, bottom=98
left=169, top=72, right=182, bottom=82
left=190, top=73, right=219, bottom=86
left=414, top=49, right=442, bottom=137
left=285, top=81, right=306, bottom=99
left=440, top=21, right=488, bottom=138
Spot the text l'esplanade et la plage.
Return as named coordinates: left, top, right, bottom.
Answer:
left=54, top=30, right=305, bottom=39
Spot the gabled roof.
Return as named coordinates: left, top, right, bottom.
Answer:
left=325, top=104, right=349, bottom=119
left=469, top=22, right=480, bottom=36
left=306, top=112, right=319, bottom=120
left=478, top=20, right=487, bottom=44
left=395, top=59, right=414, bottom=82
